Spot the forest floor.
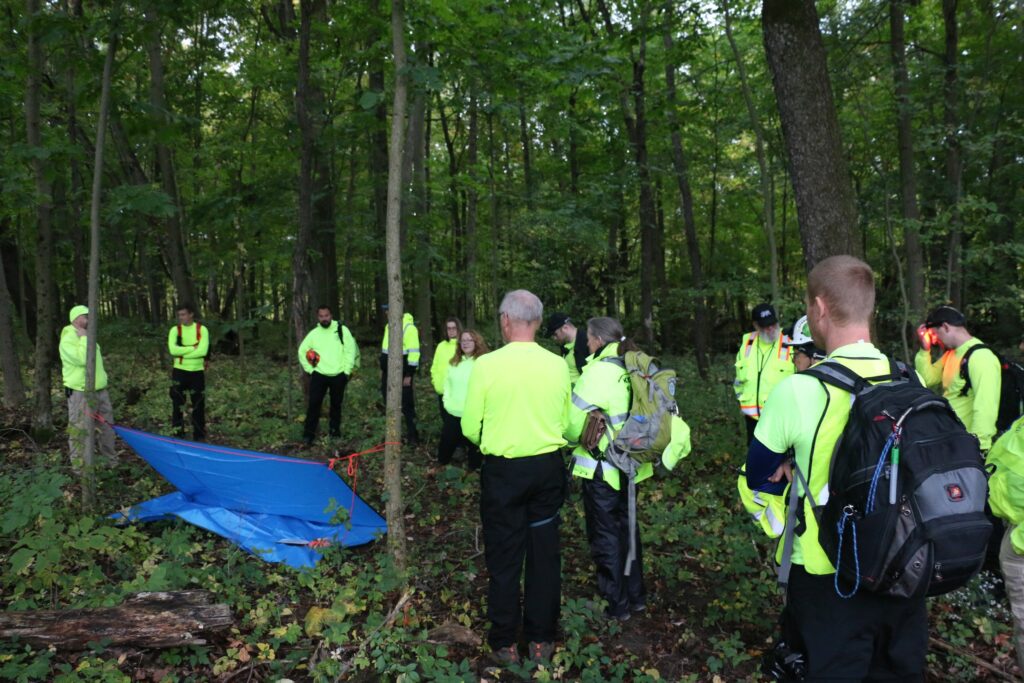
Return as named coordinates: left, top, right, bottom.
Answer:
left=0, top=322, right=1020, bottom=682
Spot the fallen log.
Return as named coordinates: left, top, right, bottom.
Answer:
left=0, top=590, right=232, bottom=649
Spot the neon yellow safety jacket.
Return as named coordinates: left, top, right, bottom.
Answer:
left=737, top=464, right=787, bottom=538
left=167, top=322, right=210, bottom=372
left=914, top=338, right=1001, bottom=451
left=431, top=339, right=458, bottom=394
left=754, top=343, right=893, bottom=574
left=563, top=341, right=581, bottom=385
left=734, top=332, right=794, bottom=419
left=381, top=312, right=421, bottom=369
left=565, top=344, right=652, bottom=491
left=987, top=417, right=1024, bottom=553
left=59, top=324, right=108, bottom=391
left=298, top=321, right=358, bottom=376
left=442, top=357, right=475, bottom=417
left=461, top=342, right=569, bottom=457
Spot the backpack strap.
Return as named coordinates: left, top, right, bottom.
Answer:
left=778, top=462, right=811, bottom=592
left=958, top=344, right=992, bottom=397
left=802, top=357, right=907, bottom=396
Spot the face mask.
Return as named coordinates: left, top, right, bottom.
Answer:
left=319, top=320, right=331, bottom=329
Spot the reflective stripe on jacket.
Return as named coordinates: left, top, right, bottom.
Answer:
left=734, top=332, right=794, bottom=418
left=381, top=312, right=421, bottom=368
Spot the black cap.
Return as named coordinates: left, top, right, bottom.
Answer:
left=924, top=305, right=966, bottom=328
left=751, top=303, right=778, bottom=327
left=544, top=312, right=571, bottom=338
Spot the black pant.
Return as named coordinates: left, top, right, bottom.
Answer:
left=304, top=372, right=348, bottom=442
left=480, top=452, right=566, bottom=649
left=745, top=415, right=759, bottom=444
left=581, top=467, right=646, bottom=618
left=784, top=565, right=927, bottom=681
left=380, top=355, right=418, bottom=444
left=437, top=408, right=481, bottom=469
left=170, top=368, right=205, bottom=440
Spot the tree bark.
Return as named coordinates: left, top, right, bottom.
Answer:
left=384, top=0, right=410, bottom=574
left=464, top=92, right=479, bottom=328
left=64, top=0, right=87, bottom=303
left=0, top=249, right=25, bottom=408
left=762, top=0, right=860, bottom=269
left=889, top=0, right=925, bottom=315
left=662, top=6, right=709, bottom=379
left=942, top=0, right=963, bottom=308
left=292, top=0, right=319, bottom=350
left=408, top=50, right=433, bottom=354
left=723, top=2, right=779, bottom=303
left=369, top=6, right=389, bottom=324
left=26, top=0, right=56, bottom=432
left=145, top=4, right=197, bottom=308
left=82, top=18, right=117, bottom=509
left=0, top=591, right=231, bottom=649
left=518, top=100, right=534, bottom=211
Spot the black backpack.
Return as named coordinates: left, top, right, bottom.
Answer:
left=802, top=359, right=991, bottom=598
left=958, top=344, right=1024, bottom=432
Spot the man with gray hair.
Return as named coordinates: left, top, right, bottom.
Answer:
left=461, top=289, right=571, bottom=666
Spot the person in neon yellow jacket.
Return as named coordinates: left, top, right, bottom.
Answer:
left=431, top=317, right=462, bottom=419
left=460, top=290, right=570, bottom=665
left=734, top=303, right=794, bottom=443
left=298, top=305, right=358, bottom=446
left=380, top=308, right=421, bottom=445
left=167, top=302, right=209, bottom=440
left=59, top=305, right=116, bottom=466
left=987, top=417, right=1024, bottom=672
left=438, top=329, right=488, bottom=469
left=914, top=305, right=1001, bottom=451
left=745, top=256, right=928, bottom=681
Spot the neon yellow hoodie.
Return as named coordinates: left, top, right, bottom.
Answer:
left=298, top=321, right=358, bottom=376
left=431, top=339, right=458, bottom=394
left=167, top=322, right=209, bottom=372
left=59, top=325, right=108, bottom=391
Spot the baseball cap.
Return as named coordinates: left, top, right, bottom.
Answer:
left=544, top=312, right=571, bottom=338
left=924, top=305, right=966, bottom=328
left=69, top=305, right=89, bottom=323
left=751, top=303, right=778, bottom=327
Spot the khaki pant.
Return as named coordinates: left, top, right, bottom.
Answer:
left=1000, top=523, right=1024, bottom=674
left=67, top=389, right=116, bottom=467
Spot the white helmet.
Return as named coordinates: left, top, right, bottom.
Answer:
left=786, top=315, right=815, bottom=347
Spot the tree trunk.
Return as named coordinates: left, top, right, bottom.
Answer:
left=82, top=20, right=117, bottom=509
left=464, top=93, right=479, bottom=328
left=889, top=0, right=925, bottom=315
left=662, top=6, right=709, bottom=379
left=518, top=100, right=534, bottom=211
left=0, top=249, right=25, bottom=408
left=384, top=0, right=410, bottom=574
left=0, top=591, right=231, bottom=649
left=292, top=0, right=319, bottom=350
left=26, top=0, right=56, bottom=432
left=723, top=2, right=779, bottom=303
left=64, top=0, right=87, bottom=303
left=409, top=52, right=433, bottom=354
left=145, top=4, right=197, bottom=308
left=942, top=0, right=963, bottom=308
left=369, top=5, right=389, bottom=323
left=630, top=41, right=657, bottom=346
left=762, top=0, right=860, bottom=269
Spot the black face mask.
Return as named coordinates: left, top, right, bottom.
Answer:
left=319, top=320, right=331, bottom=328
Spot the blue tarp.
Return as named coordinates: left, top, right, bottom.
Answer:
left=112, top=426, right=387, bottom=567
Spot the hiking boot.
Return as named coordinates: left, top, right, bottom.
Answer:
left=491, top=644, right=520, bottom=666
left=527, top=641, right=554, bottom=663
left=605, top=607, right=631, bottom=622
left=630, top=601, right=647, bottom=613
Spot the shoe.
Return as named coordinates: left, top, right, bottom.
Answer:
left=605, top=607, right=630, bottom=622
left=527, top=641, right=554, bottom=663
left=631, top=602, right=647, bottom=613
left=491, top=644, right=520, bottom=666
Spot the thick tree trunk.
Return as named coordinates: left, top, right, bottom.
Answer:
left=723, top=3, right=778, bottom=303
left=384, top=0, right=410, bottom=574
left=145, top=4, right=197, bottom=309
left=762, top=0, right=859, bottom=269
left=64, top=0, right=88, bottom=303
left=889, top=0, right=925, bottom=315
left=0, top=591, right=231, bottom=649
left=662, top=7, right=709, bottom=379
left=26, top=0, right=56, bottom=432
left=942, top=0, right=963, bottom=308
left=630, top=46, right=657, bottom=346
left=0, top=250, right=25, bottom=408
left=408, top=53, right=433, bottom=354
left=292, top=0, right=321, bottom=349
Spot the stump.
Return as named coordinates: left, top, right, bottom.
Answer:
left=0, top=590, right=232, bottom=649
